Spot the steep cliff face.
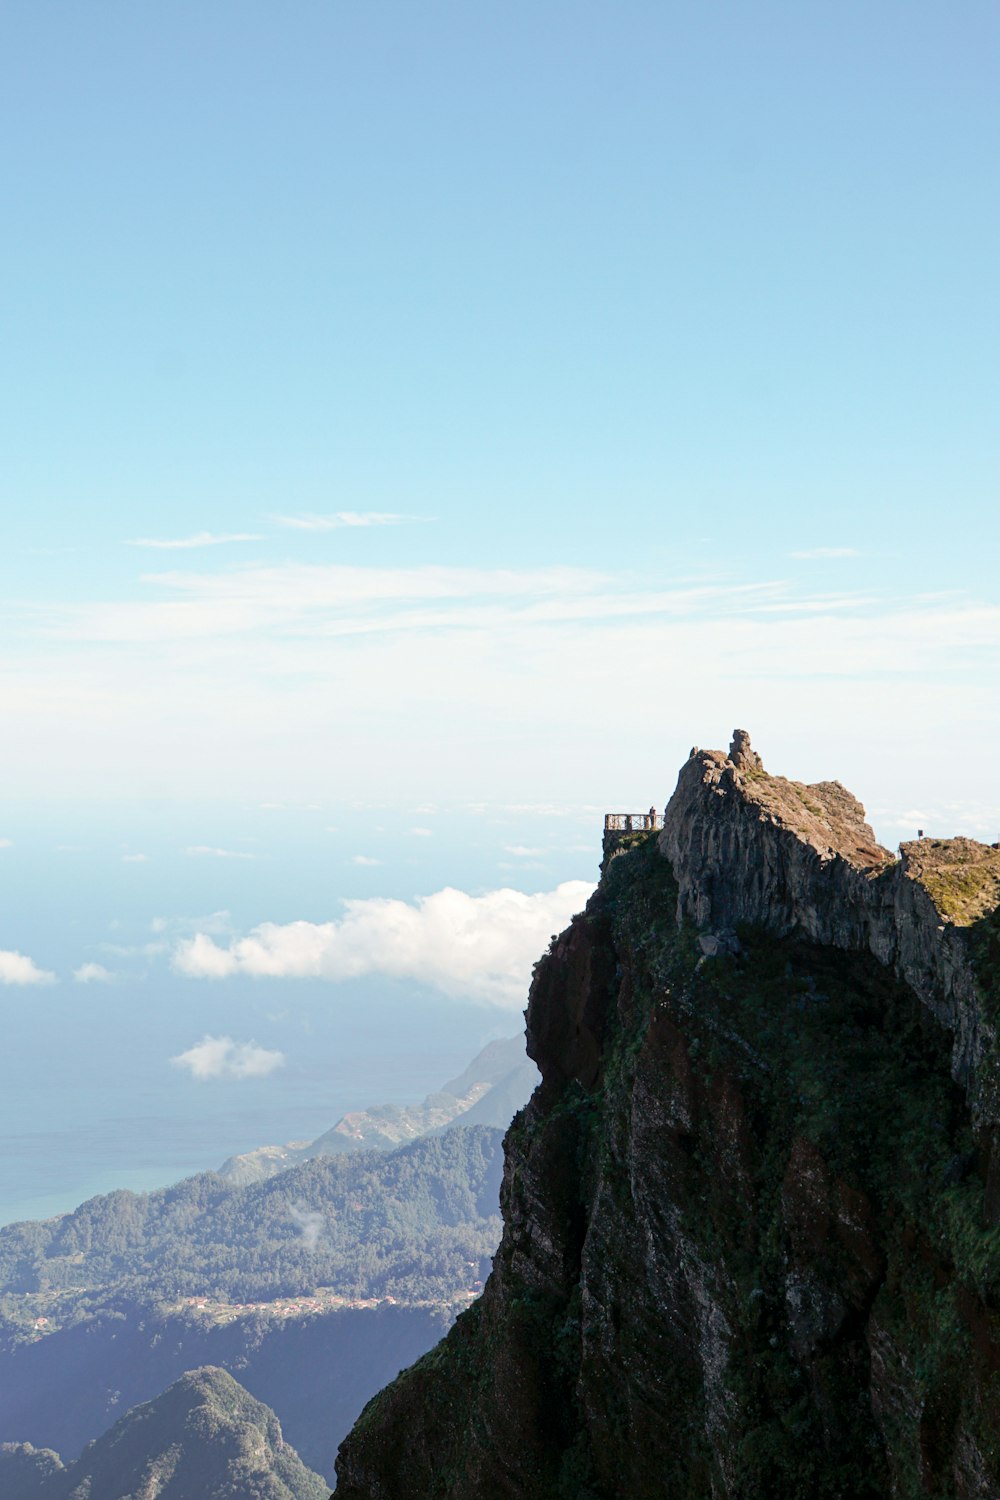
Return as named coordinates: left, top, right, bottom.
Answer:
left=335, top=736, right=1000, bottom=1500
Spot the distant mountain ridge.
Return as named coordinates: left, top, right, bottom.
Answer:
left=0, top=1033, right=537, bottom=1488
left=218, top=1034, right=537, bottom=1185
left=0, top=1125, right=505, bottom=1478
left=0, top=1367, right=327, bottom=1499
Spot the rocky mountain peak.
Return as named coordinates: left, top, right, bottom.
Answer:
left=668, top=732, right=890, bottom=878
left=661, top=735, right=994, bottom=1101
left=727, top=726, right=762, bottom=771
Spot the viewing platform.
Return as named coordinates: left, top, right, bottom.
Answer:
left=604, top=810, right=664, bottom=834
left=602, top=809, right=664, bottom=865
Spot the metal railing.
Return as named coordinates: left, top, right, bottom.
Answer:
left=604, top=811, right=663, bottom=833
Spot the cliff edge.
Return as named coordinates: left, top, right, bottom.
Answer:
left=335, top=734, right=1000, bottom=1499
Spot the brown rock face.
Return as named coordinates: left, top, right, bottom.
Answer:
left=660, top=732, right=993, bottom=1099
left=335, top=739, right=1000, bottom=1500
left=728, top=727, right=763, bottom=772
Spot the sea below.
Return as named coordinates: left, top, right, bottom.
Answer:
left=0, top=798, right=594, bottom=1229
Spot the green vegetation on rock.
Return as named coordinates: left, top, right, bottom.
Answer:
left=905, top=837, right=1000, bottom=927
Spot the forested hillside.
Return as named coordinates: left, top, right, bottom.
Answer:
left=0, top=1366, right=328, bottom=1499
left=0, top=1125, right=503, bottom=1313
left=0, top=1126, right=503, bottom=1482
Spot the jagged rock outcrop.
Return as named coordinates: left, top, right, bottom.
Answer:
left=661, top=732, right=996, bottom=1099
left=335, top=735, right=1000, bottom=1500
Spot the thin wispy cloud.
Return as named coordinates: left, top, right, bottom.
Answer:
left=0, top=950, right=55, bottom=985
left=0, top=839, right=12, bottom=849
left=273, top=512, right=425, bottom=531
left=125, top=532, right=263, bottom=549
left=73, top=962, right=115, bottom=983
left=101, top=940, right=168, bottom=958
left=171, top=1035, right=285, bottom=1080
left=289, top=1204, right=325, bottom=1250
left=788, top=547, right=860, bottom=560
left=874, top=801, right=1000, bottom=840
left=122, top=853, right=149, bottom=864
left=38, top=564, right=785, bottom=646
left=754, top=595, right=877, bottom=613
left=184, top=846, right=256, bottom=860
left=151, top=911, right=233, bottom=937
left=172, top=880, right=594, bottom=1007
left=352, top=854, right=380, bottom=866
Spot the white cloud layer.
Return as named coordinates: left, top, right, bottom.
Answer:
left=0, top=950, right=56, bottom=985
left=171, top=1034, right=286, bottom=1080
left=4, top=559, right=999, bottom=832
left=173, top=880, right=594, bottom=1007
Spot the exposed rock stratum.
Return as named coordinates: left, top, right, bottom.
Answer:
left=335, top=734, right=1000, bottom=1499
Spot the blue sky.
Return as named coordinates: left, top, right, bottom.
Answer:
left=4, top=2, right=998, bottom=585
left=2, top=0, right=996, bottom=794
left=0, top=3, right=998, bottom=1216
